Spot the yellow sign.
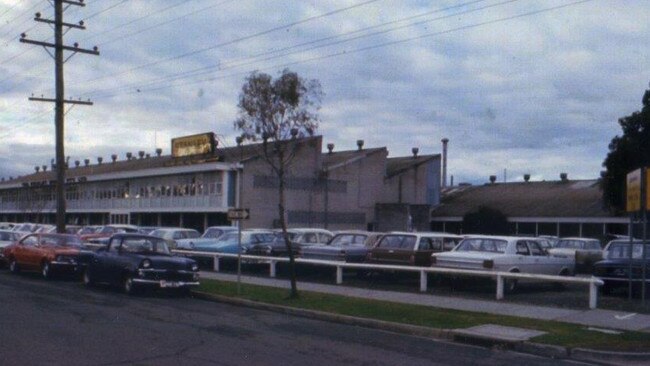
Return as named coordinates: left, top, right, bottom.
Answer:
left=171, top=133, right=215, bottom=157
left=627, top=169, right=641, bottom=212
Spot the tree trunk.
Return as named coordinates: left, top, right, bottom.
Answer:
left=277, top=161, right=299, bottom=298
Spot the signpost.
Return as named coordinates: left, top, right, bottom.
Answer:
left=228, top=208, right=250, bottom=295
left=626, top=168, right=648, bottom=303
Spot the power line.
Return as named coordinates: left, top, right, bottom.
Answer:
left=83, top=0, right=512, bottom=98
left=83, top=0, right=130, bottom=21
left=91, top=0, right=594, bottom=100
left=80, top=0, right=384, bottom=84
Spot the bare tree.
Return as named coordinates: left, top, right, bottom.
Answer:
left=234, top=69, right=323, bottom=298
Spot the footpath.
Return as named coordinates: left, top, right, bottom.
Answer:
left=198, top=271, right=650, bottom=365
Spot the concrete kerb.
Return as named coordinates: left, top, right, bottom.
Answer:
left=190, top=290, right=650, bottom=364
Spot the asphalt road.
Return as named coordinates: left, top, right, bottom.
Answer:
left=0, top=270, right=590, bottom=366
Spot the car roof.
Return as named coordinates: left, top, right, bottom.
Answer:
left=386, top=231, right=462, bottom=238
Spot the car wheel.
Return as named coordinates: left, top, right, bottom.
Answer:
left=123, top=275, right=139, bottom=295
left=41, top=261, right=52, bottom=280
left=82, top=268, right=94, bottom=287
left=9, top=258, right=19, bottom=274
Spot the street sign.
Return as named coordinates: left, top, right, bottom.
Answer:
left=627, top=169, right=642, bottom=212
left=228, top=208, right=250, bottom=220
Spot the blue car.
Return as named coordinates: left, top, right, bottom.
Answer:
left=176, top=226, right=238, bottom=250
left=83, top=233, right=200, bottom=295
left=191, top=230, right=275, bottom=254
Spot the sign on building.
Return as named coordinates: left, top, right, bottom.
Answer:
left=627, top=169, right=642, bottom=212
left=171, top=132, right=216, bottom=157
left=228, top=208, right=250, bottom=220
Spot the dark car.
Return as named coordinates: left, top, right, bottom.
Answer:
left=593, top=240, right=650, bottom=297
left=245, top=232, right=300, bottom=257
left=83, top=233, right=200, bottom=295
left=3, top=233, right=92, bottom=279
left=367, top=232, right=462, bottom=267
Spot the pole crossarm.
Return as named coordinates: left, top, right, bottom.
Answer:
left=34, top=17, right=86, bottom=30
left=62, top=0, right=86, bottom=6
left=20, top=38, right=99, bottom=55
left=29, top=97, right=93, bottom=105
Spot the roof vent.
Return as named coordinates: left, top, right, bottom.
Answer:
left=84, top=159, right=90, bottom=167
left=42, top=165, right=47, bottom=172
left=327, top=143, right=334, bottom=154
left=145, top=153, right=150, bottom=159
left=138, top=151, right=145, bottom=159
left=74, top=160, right=80, bottom=168
left=524, top=174, right=530, bottom=182
left=126, top=152, right=132, bottom=161
left=412, top=147, right=419, bottom=158
left=111, top=154, right=117, bottom=163
left=155, top=148, right=162, bottom=157
left=97, top=157, right=103, bottom=165
left=489, top=175, right=497, bottom=184
left=356, top=139, right=364, bottom=151
left=290, top=128, right=298, bottom=139
left=35, top=166, right=40, bottom=173
left=560, top=172, right=568, bottom=182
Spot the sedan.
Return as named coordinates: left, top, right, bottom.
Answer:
left=593, top=240, right=650, bottom=297
left=83, top=233, right=200, bottom=295
left=367, top=232, right=462, bottom=267
left=3, top=233, right=91, bottom=279
left=300, top=231, right=383, bottom=263
left=548, top=237, right=602, bottom=273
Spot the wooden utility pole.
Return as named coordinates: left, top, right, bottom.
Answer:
left=20, top=0, right=99, bottom=233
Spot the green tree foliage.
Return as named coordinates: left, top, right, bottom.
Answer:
left=234, top=69, right=322, bottom=299
left=602, top=86, right=650, bottom=211
left=462, top=206, right=509, bottom=235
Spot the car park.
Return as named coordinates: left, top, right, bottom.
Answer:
left=3, top=233, right=92, bottom=279
left=593, top=240, right=650, bottom=296
left=431, top=235, right=574, bottom=291
left=83, top=233, right=200, bottom=295
left=548, top=237, right=603, bottom=273
left=175, top=226, right=237, bottom=250
left=366, top=232, right=462, bottom=267
left=300, top=231, right=383, bottom=263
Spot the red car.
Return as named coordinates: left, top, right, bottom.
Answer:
left=4, top=233, right=89, bottom=279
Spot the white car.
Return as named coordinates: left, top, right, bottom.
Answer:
left=431, top=235, right=574, bottom=291
left=548, top=237, right=602, bottom=273
left=0, top=229, right=23, bottom=263
left=150, top=228, right=201, bottom=249
left=176, top=226, right=237, bottom=250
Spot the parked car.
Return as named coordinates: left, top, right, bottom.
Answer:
left=176, top=226, right=237, bottom=250
left=548, top=237, right=602, bottom=273
left=0, top=229, right=23, bottom=263
left=431, top=235, right=574, bottom=292
left=593, top=240, right=650, bottom=297
left=189, top=230, right=276, bottom=254
left=149, top=228, right=201, bottom=249
left=83, top=233, right=200, bottom=295
left=3, top=233, right=92, bottom=279
left=11, top=223, right=39, bottom=233
left=300, top=231, right=383, bottom=263
left=80, top=224, right=141, bottom=241
left=367, top=232, right=462, bottom=267
left=245, top=228, right=334, bottom=257
left=0, top=222, right=16, bottom=230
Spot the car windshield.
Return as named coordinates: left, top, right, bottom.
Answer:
left=606, top=242, right=650, bottom=260
left=78, top=227, right=97, bottom=234
left=329, top=234, right=367, bottom=247
left=0, top=231, right=17, bottom=241
left=203, top=228, right=228, bottom=238
left=120, top=237, right=170, bottom=255
left=455, top=238, right=508, bottom=253
left=41, top=234, right=83, bottom=247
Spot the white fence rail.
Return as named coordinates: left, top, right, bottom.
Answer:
left=172, top=249, right=604, bottom=309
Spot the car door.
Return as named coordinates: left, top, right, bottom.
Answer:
left=370, top=235, right=401, bottom=264
left=16, top=234, right=40, bottom=270
left=527, top=240, right=548, bottom=274
left=94, top=236, right=123, bottom=284
left=414, top=237, right=438, bottom=266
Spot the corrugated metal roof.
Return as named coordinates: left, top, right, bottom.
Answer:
left=431, top=179, right=616, bottom=218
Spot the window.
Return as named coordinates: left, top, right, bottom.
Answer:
left=528, top=241, right=544, bottom=256
left=516, top=241, right=530, bottom=255
left=400, top=236, right=416, bottom=250
left=21, top=235, right=38, bottom=246
left=418, top=238, right=434, bottom=251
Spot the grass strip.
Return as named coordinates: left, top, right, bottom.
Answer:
left=198, top=279, right=650, bottom=351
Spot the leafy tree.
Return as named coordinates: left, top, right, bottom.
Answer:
left=462, top=206, right=509, bottom=235
left=602, top=85, right=650, bottom=211
left=234, top=69, right=323, bottom=299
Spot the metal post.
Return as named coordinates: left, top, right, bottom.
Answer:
left=642, top=168, right=647, bottom=304
left=419, top=271, right=427, bottom=292
left=213, top=255, right=220, bottom=272
left=270, top=260, right=277, bottom=278
left=589, top=280, right=598, bottom=309
left=629, top=216, right=634, bottom=301
left=496, top=274, right=504, bottom=300
left=336, top=266, right=343, bottom=284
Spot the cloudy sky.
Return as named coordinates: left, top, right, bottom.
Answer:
left=0, top=0, right=648, bottom=185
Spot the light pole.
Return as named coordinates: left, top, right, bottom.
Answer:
left=236, top=136, right=244, bottom=295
